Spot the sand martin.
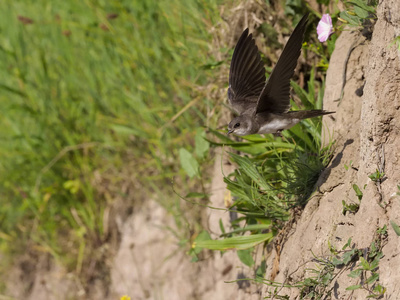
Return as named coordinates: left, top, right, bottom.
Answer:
left=227, top=13, right=334, bottom=136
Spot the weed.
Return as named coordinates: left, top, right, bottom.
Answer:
left=368, top=169, right=385, bottom=182
left=263, top=227, right=387, bottom=299
left=339, top=0, right=377, bottom=28
left=199, top=60, right=334, bottom=259
left=342, top=200, right=360, bottom=215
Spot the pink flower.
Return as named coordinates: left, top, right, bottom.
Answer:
left=317, top=14, right=334, bottom=42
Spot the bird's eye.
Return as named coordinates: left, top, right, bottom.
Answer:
left=234, top=123, right=240, bottom=128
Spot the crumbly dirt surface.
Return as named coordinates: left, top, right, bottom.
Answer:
left=5, top=1, right=400, bottom=299
left=262, top=1, right=400, bottom=298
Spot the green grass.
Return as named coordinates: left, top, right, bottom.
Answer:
left=0, top=0, right=220, bottom=284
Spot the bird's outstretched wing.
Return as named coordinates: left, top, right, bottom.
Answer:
left=255, top=13, right=309, bottom=115
left=228, top=28, right=266, bottom=114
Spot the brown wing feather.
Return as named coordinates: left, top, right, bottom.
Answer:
left=228, top=28, right=266, bottom=114
left=255, top=13, right=309, bottom=115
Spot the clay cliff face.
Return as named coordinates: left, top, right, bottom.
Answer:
left=264, top=1, right=400, bottom=298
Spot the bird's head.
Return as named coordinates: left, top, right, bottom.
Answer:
left=227, top=115, right=253, bottom=136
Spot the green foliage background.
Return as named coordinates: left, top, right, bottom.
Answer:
left=0, top=0, right=220, bottom=274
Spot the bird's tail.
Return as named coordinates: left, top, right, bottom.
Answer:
left=288, top=110, right=335, bottom=120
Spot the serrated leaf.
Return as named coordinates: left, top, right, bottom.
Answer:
left=237, top=249, right=255, bottom=267
left=179, top=148, right=199, bottom=178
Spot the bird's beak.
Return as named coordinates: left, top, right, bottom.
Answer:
left=227, top=129, right=234, bottom=135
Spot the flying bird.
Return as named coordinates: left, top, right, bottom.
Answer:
left=227, top=14, right=334, bottom=136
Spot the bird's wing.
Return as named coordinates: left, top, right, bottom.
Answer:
left=255, top=13, right=309, bottom=115
left=228, top=28, right=266, bottom=114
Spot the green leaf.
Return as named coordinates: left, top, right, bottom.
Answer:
left=63, top=179, right=80, bottom=194
left=360, top=257, right=370, bottom=270
left=372, top=284, right=386, bottom=295
left=342, top=237, right=352, bottom=250
left=348, top=268, right=362, bottom=278
left=332, top=257, right=343, bottom=266
left=366, top=273, right=379, bottom=284
left=255, top=260, right=267, bottom=280
left=342, top=249, right=356, bottom=264
left=340, top=11, right=361, bottom=26
left=353, top=184, right=363, bottom=201
left=327, top=33, right=337, bottom=56
left=291, top=81, right=314, bottom=109
left=370, top=254, right=382, bottom=269
left=222, top=223, right=272, bottom=236
left=109, top=123, right=147, bottom=137
left=207, top=127, right=232, bottom=143
left=368, top=169, right=385, bottom=182
left=285, top=123, right=316, bottom=152
left=321, top=272, right=332, bottom=285
left=348, top=0, right=376, bottom=13
left=229, top=153, right=270, bottom=191
left=354, top=5, right=369, bottom=18
left=346, top=284, right=362, bottom=291
left=237, top=249, right=255, bottom=267
left=194, top=233, right=273, bottom=250
left=192, top=230, right=211, bottom=255
left=377, top=225, right=387, bottom=235
left=390, top=220, right=400, bottom=236
left=179, top=148, right=199, bottom=178
left=195, top=128, right=209, bottom=159
left=219, top=219, right=226, bottom=235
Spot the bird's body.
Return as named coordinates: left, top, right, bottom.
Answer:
left=227, top=14, right=334, bottom=136
left=257, top=113, right=300, bottom=134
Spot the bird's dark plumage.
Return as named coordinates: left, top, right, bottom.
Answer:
left=255, top=14, right=309, bottom=114
left=228, top=29, right=266, bottom=114
left=227, top=14, right=335, bottom=136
